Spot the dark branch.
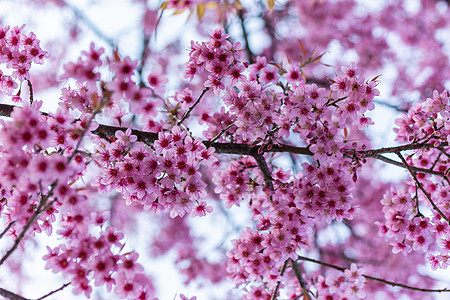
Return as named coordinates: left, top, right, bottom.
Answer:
left=290, top=259, right=310, bottom=297
left=396, top=152, right=450, bottom=224
left=35, top=282, right=71, bottom=300
left=297, top=255, right=450, bottom=293
left=177, top=88, right=210, bottom=126
left=26, top=80, right=34, bottom=105
left=372, top=154, right=447, bottom=178
left=373, top=99, right=409, bottom=113
left=137, top=36, right=150, bottom=87
left=0, top=287, right=28, bottom=300
left=0, top=221, right=16, bottom=240
left=271, top=260, right=289, bottom=300
left=252, top=153, right=274, bottom=190
left=238, top=9, right=255, bottom=64
left=0, top=103, right=448, bottom=179
left=65, top=3, right=115, bottom=48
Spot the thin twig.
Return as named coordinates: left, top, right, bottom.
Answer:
left=260, top=4, right=277, bottom=61
left=35, top=282, right=71, bottom=300
left=373, top=99, right=409, bottom=113
left=290, top=259, right=311, bottom=299
left=297, top=255, right=450, bottom=293
left=67, top=86, right=111, bottom=163
left=363, top=142, right=448, bottom=157
left=396, top=152, right=450, bottom=224
left=0, top=181, right=56, bottom=266
left=0, top=221, right=16, bottom=240
left=137, top=36, right=150, bottom=87
left=210, top=123, right=235, bottom=143
left=238, top=9, right=255, bottom=64
left=271, top=260, right=289, bottom=300
left=65, top=3, right=115, bottom=48
left=27, top=80, right=34, bottom=105
left=177, top=87, right=209, bottom=126
left=373, top=154, right=447, bottom=178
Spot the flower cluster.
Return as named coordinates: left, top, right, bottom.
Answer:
left=187, top=30, right=378, bottom=163
left=61, top=42, right=103, bottom=86
left=314, top=264, right=366, bottom=299
left=376, top=186, right=450, bottom=269
left=94, top=127, right=217, bottom=218
left=184, top=27, right=242, bottom=94
left=225, top=160, right=356, bottom=292
left=283, top=63, right=378, bottom=163
left=0, top=24, right=48, bottom=97
left=294, top=162, right=356, bottom=223
left=394, top=89, right=449, bottom=145
left=0, top=43, right=158, bottom=298
left=0, top=103, right=78, bottom=233
left=1, top=8, right=450, bottom=298
left=43, top=194, right=154, bottom=299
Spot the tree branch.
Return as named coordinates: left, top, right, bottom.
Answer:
left=297, top=255, right=450, bottom=293
left=26, top=80, right=34, bottom=105
left=177, top=87, right=209, bottom=126
left=137, top=36, right=150, bottom=87
left=396, top=152, right=450, bottom=224
left=35, top=282, right=71, bottom=300
left=238, top=9, right=255, bottom=64
left=64, top=2, right=115, bottom=48
left=363, top=142, right=446, bottom=157
left=0, top=287, right=28, bottom=300
left=373, top=99, right=409, bottom=113
left=290, top=259, right=311, bottom=299
left=372, top=154, right=447, bottom=178
left=252, top=153, right=274, bottom=190
left=0, top=103, right=448, bottom=179
left=0, top=181, right=55, bottom=266
left=271, top=260, right=289, bottom=300
left=0, top=221, right=16, bottom=240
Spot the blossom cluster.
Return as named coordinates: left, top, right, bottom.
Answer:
left=224, top=160, right=357, bottom=292
left=394, top=89, right=450, bottom=145
left=179, top=28, right=378, bottom=296
left=0, top=24, right=48, bottom=97
left=313, top=264, right=366, bottom=299
left=184, top=28, right=379, bottom=166
left=388, top=89, right=450, bottom=269
left=184, top=27, right=243, bottom=94
left=376, top=186, right=450, bottom=269
left=94, top=127, right=217, bottom=218
left=0, top=36, right=159, bottom=298
left=44, top=210, right=153, bottom=299
left=0, top=9, right=449, bottom=298
left=0, top=103, right=77, bottom=231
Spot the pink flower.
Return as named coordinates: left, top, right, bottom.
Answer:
left=147, top=66, right=168, bottom=93
left=191, top=201, right=213, bottom=217
left=344, top=263, right=365, bottom=284
left=120, top=252, right=144, bottom=276
left=111, top=57, right=137, bottom=79
left=114, top=273, right=140, bottom=299
left=115, top=128, right=137, bottom=143
left=341, top=62, right=359, bottom=78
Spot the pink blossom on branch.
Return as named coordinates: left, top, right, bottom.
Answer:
left=0, top=1, right=449, bottom=300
